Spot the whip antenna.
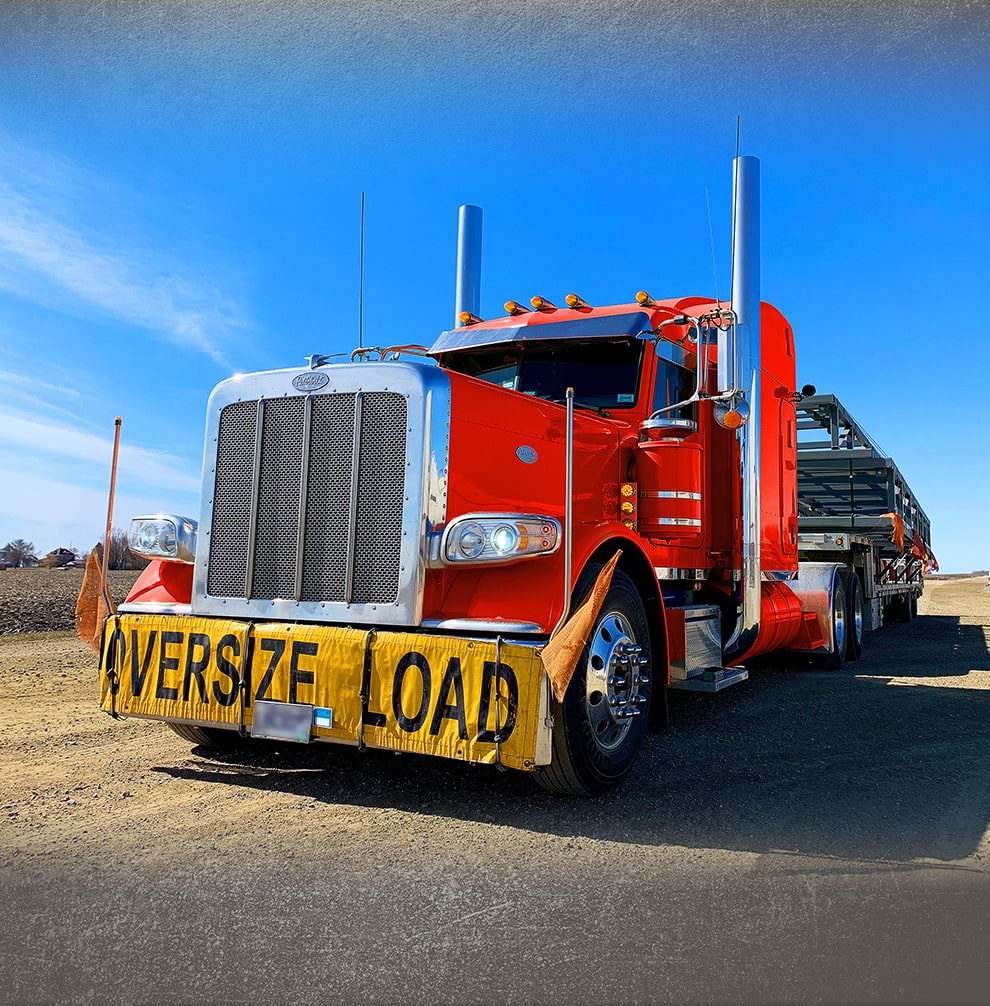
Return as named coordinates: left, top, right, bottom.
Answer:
left=358, top=190, right=366, bottom=349
left=730, top=115, right=741, bottom=297
left=706, top=185, right=721, bottom=309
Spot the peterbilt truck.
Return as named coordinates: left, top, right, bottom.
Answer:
left=92, top=155, right=933, bottom=795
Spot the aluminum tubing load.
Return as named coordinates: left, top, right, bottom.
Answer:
left=787, top=562, right=847, bottom=668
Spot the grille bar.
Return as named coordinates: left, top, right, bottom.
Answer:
left=245, top=399, right=265, bottom=599
left=294, top=395, right=313, bottom=601
left=345, top=392, right=364, bottom=604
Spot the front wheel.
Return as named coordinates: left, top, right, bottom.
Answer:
left=167, top=723, right=245, bottom=749
left=535, top=568, right=652, bottom=796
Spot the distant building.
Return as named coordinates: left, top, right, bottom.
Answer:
left=41, top=547, right=77, bottom=569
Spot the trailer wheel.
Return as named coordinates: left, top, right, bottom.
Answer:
left=841, top=569, right=863, bottom=661
left=813, top=565, right=847, bottom=670
left=167, top=723, right=245, bottom=748
left=885, top=596, right=913, bottom=623
left=534, top=568, right=652, bottom=796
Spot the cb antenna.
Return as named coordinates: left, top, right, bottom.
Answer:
left=358, top=190, right=366, bottom=349
left=705, top=185, right=721, bottom=309
left=730, top=115, right=741, bottom=297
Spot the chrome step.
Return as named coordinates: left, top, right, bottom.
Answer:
left=667, top=666, right=750, bottom=693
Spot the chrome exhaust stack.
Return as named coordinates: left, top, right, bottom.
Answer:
left=454, top=204, right=483, bottom=326
left=723, top=155, right=762, bottom=663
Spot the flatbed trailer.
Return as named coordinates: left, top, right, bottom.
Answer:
left=796, top=394, right=932, bottom=631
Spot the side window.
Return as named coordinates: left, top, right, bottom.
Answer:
left=651, top=358, right=697, bottom=421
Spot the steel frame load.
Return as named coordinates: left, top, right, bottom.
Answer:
left=795, top=394, right=930, bottom=555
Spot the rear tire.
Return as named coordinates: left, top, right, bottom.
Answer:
left=534, top=568, right=652, bottom=796
left=885, top=595, right=913, bottom=623
left=813, top=565, right=847, bottom=670
left=841, top=569, right=864, bottom=661
left=167, top=723, right=244, bottom=748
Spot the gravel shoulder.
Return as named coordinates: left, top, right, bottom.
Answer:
left=2, top=576, right=989, bottom=1004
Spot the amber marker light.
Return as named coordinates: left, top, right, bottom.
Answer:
left=458, top=311, right=483, bottom=325
left=504, top=300, right=530, bottom=316
left=530, top=296, right=557, bottom=311
left=636, top=291, right=655, bottom=306
left=721, top=409, right=745, bottom=429
left=565, top=293, right=591, bottom=310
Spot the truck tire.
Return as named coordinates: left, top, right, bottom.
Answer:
left=813, top=565, right=847, bottom=670
left=534, top=568, right=652, bottom=796
left=841, top=569, right=863, bottom=661
left=885, top=595, right=913, bottom=624
left=167, top=723, right=244, bottom=748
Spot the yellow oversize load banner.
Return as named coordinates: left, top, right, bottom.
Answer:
left=99, top=615, right=548, bottom=770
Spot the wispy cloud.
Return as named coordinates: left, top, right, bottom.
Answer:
left=0, top=460, right=198, bottom=551
left=0, top=406, right=200, bottom=493
left=0, top=134, right=247, bottom=367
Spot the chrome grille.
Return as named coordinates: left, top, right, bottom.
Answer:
left=206, top=391, right=408, bottom=604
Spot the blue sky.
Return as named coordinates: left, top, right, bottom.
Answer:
left=0, top=1, right=987, bottom=573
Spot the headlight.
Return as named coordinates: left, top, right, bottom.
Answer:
left=441, top=515, right=560, bottom=565
left=128, top=514, right=198, bottom=564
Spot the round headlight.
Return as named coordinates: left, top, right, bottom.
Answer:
left=138, top=523, right=160, bottom=551
left=490, top=523, right=519, bottom=556
left=457, top=524, right=486, bottom=559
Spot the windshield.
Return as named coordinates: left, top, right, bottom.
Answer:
left=442, top=337, right=645, bottom=410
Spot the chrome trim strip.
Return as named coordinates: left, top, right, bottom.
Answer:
left=245, top=398, right=265, bottom=598
left=654, top=567, right=712, bottom=580
left=652, top=517, right=702, bottom=527
left=118, top=602, right=193, bottom=616
left=639, top=490, right=702, bottom=501
left=345, top=391, right=364, bottom=605
left=295, top=395, right=313, bottom=601
left=421, top=618, right=545, bottom=635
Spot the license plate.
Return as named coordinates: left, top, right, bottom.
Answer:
left=250, top=699, right=313, bottom=743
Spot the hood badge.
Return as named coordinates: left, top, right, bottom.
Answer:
left=292, top=372, right=330, bottom=392
left=515, top=445, right=538, bottom=464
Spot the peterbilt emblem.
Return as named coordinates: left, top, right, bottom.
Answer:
left=515, top=445, right=538, bottom=464
left=292, top=372, right=330, bottom=392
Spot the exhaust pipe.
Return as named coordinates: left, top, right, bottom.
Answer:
left=723, top=155, right=762, bottom=663
left=454, top=204, right=483, bottom=326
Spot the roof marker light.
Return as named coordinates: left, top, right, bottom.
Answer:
left=530, top=296, right=557, bottom=312
left=458, top=311, right=484, bottom=325
left=504, top=300, right=530, bottom=316
left=636, top=291, right=655, bottom=306
left=565, top=293, right=591, bottom=310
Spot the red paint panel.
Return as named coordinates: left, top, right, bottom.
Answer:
left=125, top=560, right=193, bottom=605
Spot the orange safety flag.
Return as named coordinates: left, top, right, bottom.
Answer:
left=908, top=530, right=928, bottom=563
left=881, top=512, right=906, bottom=552
left=75, top=549, right=114, bottom=652
left=540, top=549, right=622, bottom=703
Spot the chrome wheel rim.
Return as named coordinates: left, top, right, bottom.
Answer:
left=833, top=588, right=846, bottom=655
left=584, top=610, right=647, bottom=752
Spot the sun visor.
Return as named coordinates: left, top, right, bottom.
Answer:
left=428, top=311, right=652, bottom=355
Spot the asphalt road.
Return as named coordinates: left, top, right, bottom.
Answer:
left=2, top=577, right=989, bottom=1004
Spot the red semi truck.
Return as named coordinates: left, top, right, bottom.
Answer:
left=92, top=156, right=933, bottom=795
